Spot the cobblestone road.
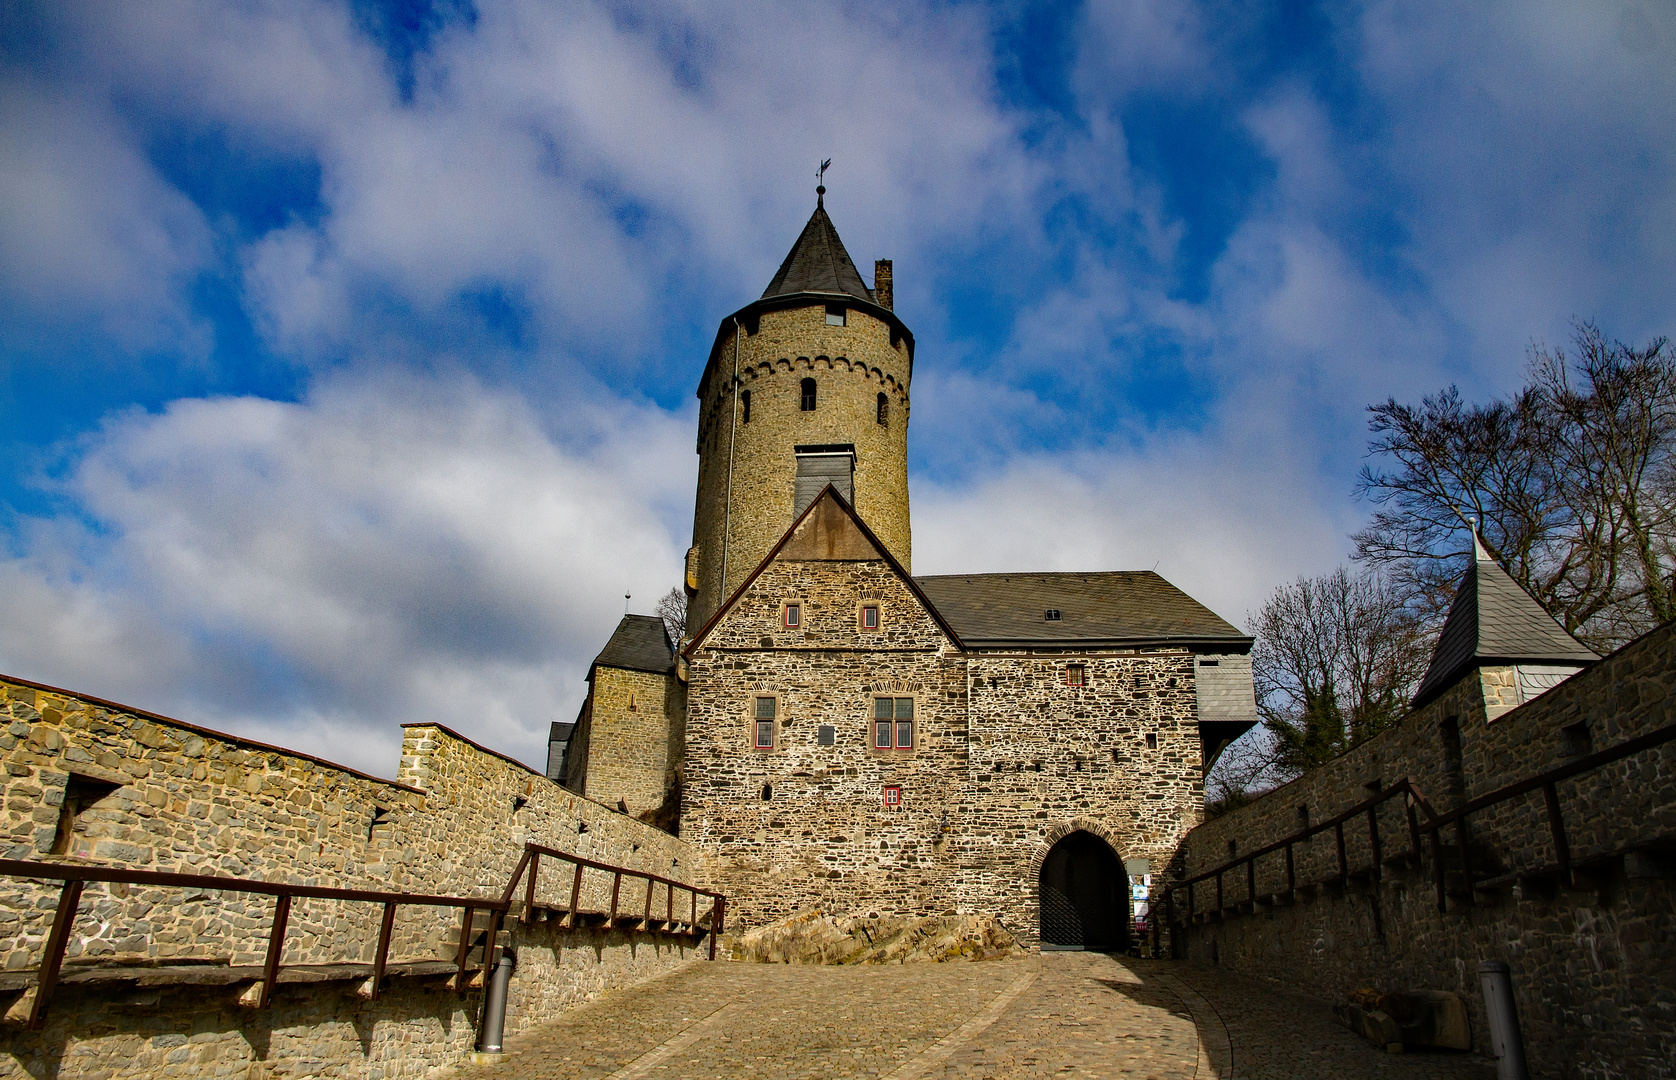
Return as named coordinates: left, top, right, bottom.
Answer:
left=449, top=953, right=1498, bottom=1079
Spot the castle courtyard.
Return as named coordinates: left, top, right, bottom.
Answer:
left=448, top=952, right=1498, bottom=1080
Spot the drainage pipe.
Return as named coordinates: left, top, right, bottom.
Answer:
left=478, top=951, right=517, bottom=1053
left=1479, top=960, right=1529, bottom=1080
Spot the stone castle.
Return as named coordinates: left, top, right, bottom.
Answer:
left=557, top=188, right=1261, bottom=946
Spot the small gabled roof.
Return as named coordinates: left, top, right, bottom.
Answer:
left=913, top=572, right=1250, bottom=650
left=548, top=721, right=575, bottom=742
left=590, top=614, right=675, bottom=678
left=1411, top=535, right=1599, bottom=708
left=760, top=197, right=875, bottom=304
left=684, top=484, right=964, bottom=654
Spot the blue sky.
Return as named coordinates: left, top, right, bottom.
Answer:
left=2, top=0, right=1672, bottom=775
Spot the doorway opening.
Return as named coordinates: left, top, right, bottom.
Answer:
left=1039, top=830, right=1128, bottom=950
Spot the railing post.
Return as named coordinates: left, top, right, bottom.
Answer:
left=258, top=892, right=292, bottom=1009
left=642, top=873, right=654, bottom=927
left=454, top=906, right=476, bottom=997
left=1366, top=804, right=1383, bottom=881
left=709, top=895, right=724, bottom=960
left=27, top=878, right=84, bottom=1029
left=370, top=901, right=397, bottom=1002
left=1334, top=821, right=1348, bottom=884
left=666, top=880, right=674, bottom=925
left=565, top=861, right=584, bottom=928
left=1542, top=782, right=1573, bottom=885
left=1457, top=816, right=1474, bottom=900
left=690, top=887, right=697, bottom=931
left=1406, top=793, right=1424, bottom=868
left=1430, top=825, right=1447, bottom=911
left=482, top=907, right=505, bottom=981
left=525, top=852, right=540, bottom=919
left=609, top=871, right=622, bottom=925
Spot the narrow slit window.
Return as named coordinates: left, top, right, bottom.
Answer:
left=825, top=305, right=846, bottom=326
left=861, top=604, right=880, bottom=630
left=800, top=378, right=817, bottom=411
left=1066, top=664, right=1086, bottom=688
left=741, top=389, right=751, bottom=422
left=877, top=392, right=889, bottom=425
left=783, top=603, right=801, bottom=629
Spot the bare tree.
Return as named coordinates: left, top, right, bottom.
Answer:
left=1354, top=322, right=1676, bottom=650
left=657, top=586, right=687, bottom=645
left=1209, top=567, right=1432, bottom=807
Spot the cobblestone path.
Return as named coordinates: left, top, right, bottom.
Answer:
left=450, top=953, right=1498, bottom=1079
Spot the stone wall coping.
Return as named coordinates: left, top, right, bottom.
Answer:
left=1, top=670, right=425, bottom=795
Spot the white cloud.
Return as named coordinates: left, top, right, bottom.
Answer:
left=0, top=376, right=694, bottom=776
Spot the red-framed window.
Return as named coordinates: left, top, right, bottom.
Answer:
left=883, top=785, right=902, bottom=808
left=1066, top=663, right=1086, bottom=688
left=860, top=604, right=880, bottom=630
left=754, top=696, right=777, bottom=749
left=874, top=697, right=914, bottom=748
left=783, top=603, right=801, bottom=629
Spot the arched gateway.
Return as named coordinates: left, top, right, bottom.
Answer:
left=1039, top=830, right=1129, bottom=949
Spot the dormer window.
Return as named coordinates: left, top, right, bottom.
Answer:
left=800, top=378, right=817, bottom=411
left=825, top=305, right=846, bottom=326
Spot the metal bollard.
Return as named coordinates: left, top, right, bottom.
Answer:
left=478, top=952, right=516, bottom=1053
left=1479, top=960, right=1529, bottom=1080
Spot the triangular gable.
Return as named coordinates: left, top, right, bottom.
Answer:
left=1412, top=537, right=1599, bottom=708
left=683, top=484, right=964, bottom=655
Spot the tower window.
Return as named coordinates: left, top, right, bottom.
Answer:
left=741, top=389, right=751, bottom=422
left=800, top=378, right=817, bottom=411
left=877, top=392, right=888, bottom=425
left=1044, top=609, right=1061, bottom=621
left=825, top=305, right=846, bottom=326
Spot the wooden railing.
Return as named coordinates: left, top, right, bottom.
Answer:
left=500, top=843, right=726, bottom=961
left=0, top=842, right=725, bottom=1029
left=1155, top=721, right=1676, bottom=953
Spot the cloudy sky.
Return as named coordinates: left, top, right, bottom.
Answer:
left=2, top=1, right=1672, bottom=777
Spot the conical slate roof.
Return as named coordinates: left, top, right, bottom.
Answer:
left=760, top=197, right=875, bottom=303
left=1411, top=536, right=1598, bottom=708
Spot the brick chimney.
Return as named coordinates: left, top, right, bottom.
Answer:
left=874, top=259, right=893, bottom=310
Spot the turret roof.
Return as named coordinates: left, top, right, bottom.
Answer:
left=590, top=614, right=675, bottom=677
left=1410, top=535, right=1599, bottom=708
left=760, top=197, right=876, bottom=304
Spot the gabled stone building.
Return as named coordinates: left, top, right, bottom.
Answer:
left=572, top=188, right=1259, bottom=946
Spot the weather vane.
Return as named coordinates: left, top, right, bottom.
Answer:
left=817, top=158, right=831, bottom=199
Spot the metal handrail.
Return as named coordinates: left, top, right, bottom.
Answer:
left=1154, top=720, right=1676, bottom=953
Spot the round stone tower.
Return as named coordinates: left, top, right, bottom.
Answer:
left=686, top=188, right=915, bottom=633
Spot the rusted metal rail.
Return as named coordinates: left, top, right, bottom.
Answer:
left=499, top=843, right=725, bottom=962
left=1154, top=721, right=1676, bottom=955
left=0, top=842, right=727, bottom=1029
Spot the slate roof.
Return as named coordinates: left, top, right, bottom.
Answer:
left=1411, top=541, right=1599, bottom=708
left=912, top=572, right=1250, bottom=648
left=548, top=721, right=575, bottom=743
left=760, top=199, right=875, bottom=304
left=591, top=614, right=675, bottom=677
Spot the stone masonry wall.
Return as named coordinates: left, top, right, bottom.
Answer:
left=690, top=304, right=912, bottom=629
left=574, top=667, right=685, bottom=819
left=956, top=650, right=1202, bottom=943
left=685, top=546, right=1208, bottom=947
left=0, top=674, right=706, bottom=1079
left=1173, top=624, right=1676, bottom=1079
